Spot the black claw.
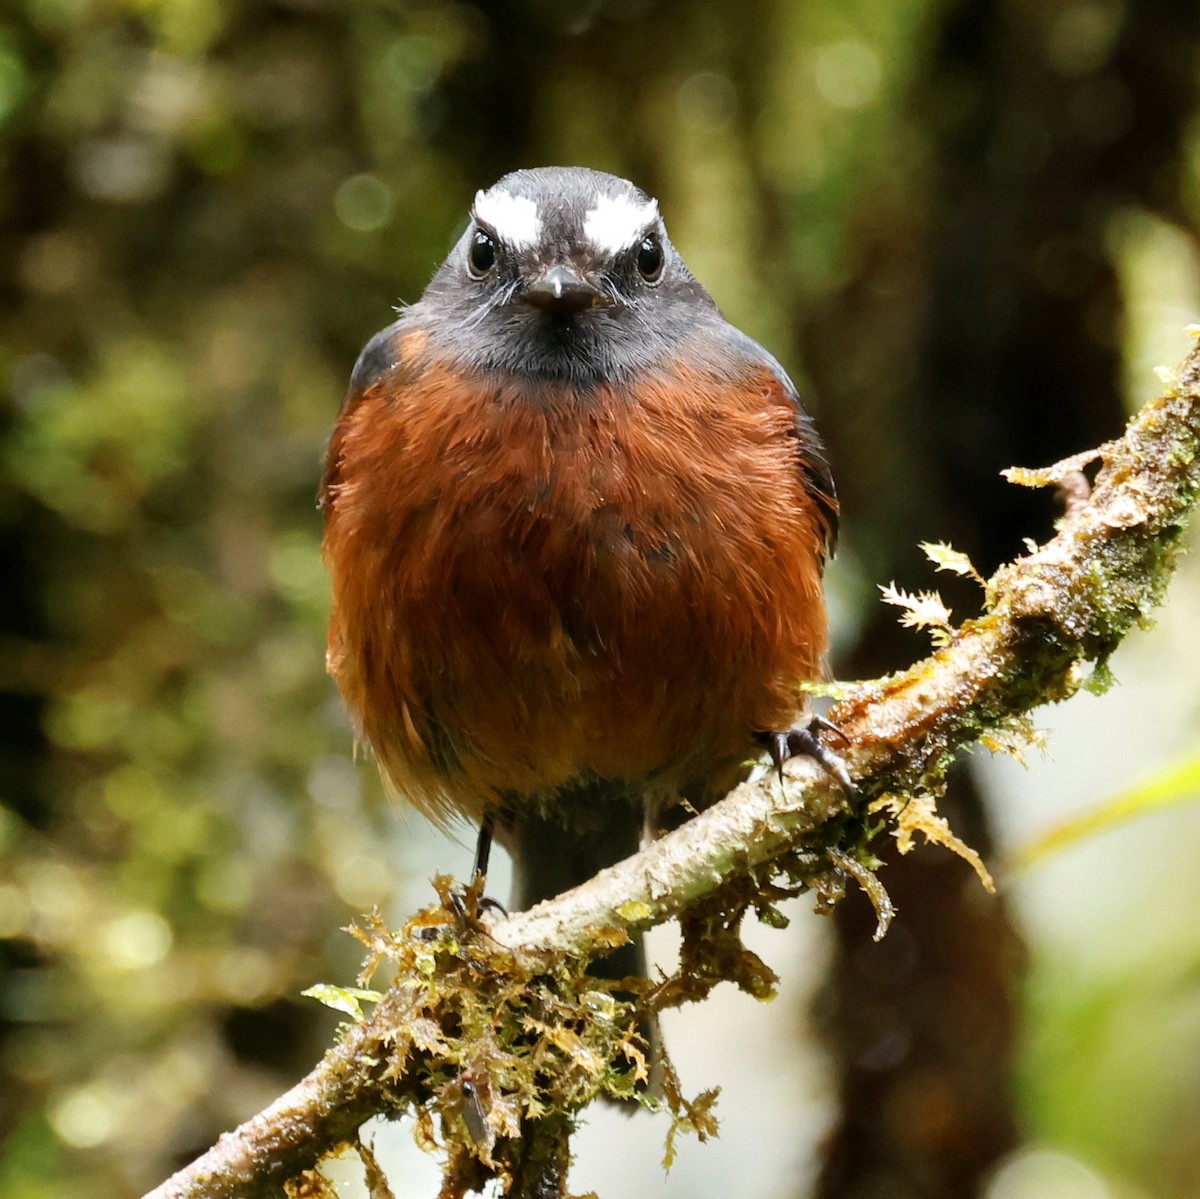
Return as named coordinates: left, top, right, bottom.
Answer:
left=758, top=716, right=854, bottom=793
left=447, top=873, right=507, bottom=939
left=807, top=713, right=851, bottom=746
left=758, top=729, right=792, bottom=784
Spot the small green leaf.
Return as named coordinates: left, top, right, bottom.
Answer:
left=920, top=540, right=985, bottom=586
left=756, top=903, right=790, bottom=930
left=582, top=990, right=617, bottom=1022
left=301, top=983, right=383, bottom=1020
left=1083, top=660, right=1116, bottom=695
left=1002, top=447, right=1103, bottom=489
left=615, top=900, right=651, bottom=923
left=879, top=582, right=954, bottom=645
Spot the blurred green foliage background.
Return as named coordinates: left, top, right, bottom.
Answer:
left=2, top=1, right=1200, bottom=1197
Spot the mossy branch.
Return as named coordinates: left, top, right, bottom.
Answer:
left=143, top=339, right=1200, bottom=1199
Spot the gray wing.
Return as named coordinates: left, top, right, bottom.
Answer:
left=727, top=328, right=838, bottom=559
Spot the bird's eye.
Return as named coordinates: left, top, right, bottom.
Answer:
left=636, top=234, right=664, bottom=283
left=467, top=228, right=496, bottom=279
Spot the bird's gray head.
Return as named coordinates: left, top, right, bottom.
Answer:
left=419, top=166, right=720, bottom=383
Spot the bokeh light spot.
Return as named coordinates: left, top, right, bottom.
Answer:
left=814, top=40, right=882, bottom=110
left=75, top=135, right=170, bottom=203
left=50, top=1083, right=121, bottom=1149
left=102, top=911, right=174, bottom=971
left=335, top=174, right=394, bottom=233
left=333, top=853, right=389, bottom=907
left=986, top=1148, right=1112, bottom=1199
left=385, top=35, right=443, bottom=93
left=676, top=72, right=738, bottom=132
left=1044, top=1, right=1122, bottom=77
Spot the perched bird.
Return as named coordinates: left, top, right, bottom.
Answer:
left=321, top=166, right=839, bottom=979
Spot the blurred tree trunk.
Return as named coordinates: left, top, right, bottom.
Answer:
left=807, top=2, right=1200, bottom=1195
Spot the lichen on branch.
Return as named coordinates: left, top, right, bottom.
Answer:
left=143, top=336, right=1200, bottom=1199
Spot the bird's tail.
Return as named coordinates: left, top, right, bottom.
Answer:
left=502, top=784, right=663, bottom=1102
left=504, top=783, right=645, bottom=983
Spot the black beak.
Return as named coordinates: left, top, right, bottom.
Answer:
left=523, top=264, right=607, bottom=312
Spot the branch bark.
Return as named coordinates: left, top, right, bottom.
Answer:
left=144, top=340, right=1200, bottom=1199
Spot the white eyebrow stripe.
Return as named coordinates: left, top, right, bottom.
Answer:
left=472, top=188, right=542, bottom=249
left=583, top=194, right=660, bottom=255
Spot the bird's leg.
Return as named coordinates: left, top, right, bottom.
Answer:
left=472, top=810, right=495, bottom=882
left=758, top=715, right=854, bottom=792
left=437, top=813, right=504, bottom=935
left=456, top=811, right=506, bottom=922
